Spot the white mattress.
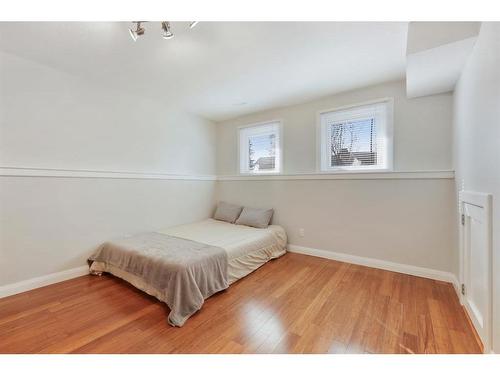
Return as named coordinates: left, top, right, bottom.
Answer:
left=158, top=219, right=287, bottom=284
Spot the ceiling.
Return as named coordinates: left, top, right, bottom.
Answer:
left=405, top=22, right=480, bottom=98
left=0, top=22, right=408, bottom=121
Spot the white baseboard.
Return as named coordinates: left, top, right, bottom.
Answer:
left=288, top=244, right=459, bottom=287
left=0, top=266, right=89, bottom=299
left=0, top=249, right=461, bottom=301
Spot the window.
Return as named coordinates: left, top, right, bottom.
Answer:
left=239, top=121, right=282, bottom=174
left=319, top=100, right=392, bottom=172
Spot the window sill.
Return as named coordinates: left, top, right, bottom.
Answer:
left=238, top=172, right=282, bottom=176
left=318, top=168, right=393, bottom=174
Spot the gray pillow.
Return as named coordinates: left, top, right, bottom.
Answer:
left=213, top=202, right=243, bottom=224
left=235, top=206, right=274, bottom=228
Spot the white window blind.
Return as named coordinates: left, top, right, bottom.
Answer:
left=239, top=121, right=282, bottom=174
left=319, top=100, right=392, bottom=172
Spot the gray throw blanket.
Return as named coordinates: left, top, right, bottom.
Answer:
left=88, top=232, right=228, bottom=326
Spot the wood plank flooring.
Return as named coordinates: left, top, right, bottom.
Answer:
left=0, top=253, right=482, bottom=353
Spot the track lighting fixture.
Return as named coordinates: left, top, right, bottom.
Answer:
left=161, top=21, right=174, bottom=40
left=128, top=21, right=198, bottom=41
left=129, top=21, right=145, bottom=42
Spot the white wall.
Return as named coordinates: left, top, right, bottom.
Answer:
left=453, top=22, right=500, bottom=353
left=0, top=51, right=216, bottom=175
left=216, top=80, right=456, bottom=273
left=217, top=80, right=453, bottom=175
left=0, top=177, right=215, bottom=286
left=217, top=178, right=455, bottom=272
left=0, top=51, right=217, bottom=286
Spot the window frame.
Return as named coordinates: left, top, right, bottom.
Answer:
left=238, top=119, right=283, bottom=175
left=316, top=98, right=394, bottom=173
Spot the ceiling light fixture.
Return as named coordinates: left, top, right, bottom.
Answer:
left=129, top=21, right=145, bottom=42
left=161, top=21, right=174, bottom=40
left=129, top=21, right=199, bottom=41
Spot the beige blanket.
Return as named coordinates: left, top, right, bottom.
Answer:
left=88, top=232, right=228, bottom=327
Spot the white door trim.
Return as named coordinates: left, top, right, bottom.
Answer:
left=459, top=190, right=493, bottom=353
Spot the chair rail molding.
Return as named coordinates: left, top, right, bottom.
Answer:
left=217, top=170, right=454, bottom=181
left=0, top=166, right=217, bottom=181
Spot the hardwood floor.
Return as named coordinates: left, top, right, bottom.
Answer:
left=0, top=253, right=481, bottom=354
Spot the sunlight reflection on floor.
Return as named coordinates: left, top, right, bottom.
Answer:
left=241, top=301, right=286, bottom=352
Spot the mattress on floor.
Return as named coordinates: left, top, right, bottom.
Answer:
left=158, top=218, right=287, bottom=284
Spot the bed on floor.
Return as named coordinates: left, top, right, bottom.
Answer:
left=88, top=205, right=287, bottom=327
